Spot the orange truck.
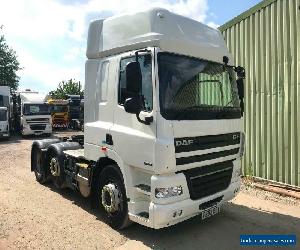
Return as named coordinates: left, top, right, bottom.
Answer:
left=47, top=99, right=69, bottom=128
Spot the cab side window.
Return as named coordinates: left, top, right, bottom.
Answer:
left=118, top=54, right=153, bottom=112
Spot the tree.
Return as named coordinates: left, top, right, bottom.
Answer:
left=0, top=26, right=21, bottom=90
left=49, top=79, right=84, bottom=99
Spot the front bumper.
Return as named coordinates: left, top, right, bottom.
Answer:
left=22, top=124, right=52, bottom=135
left=52, top=122, right=68, bottom=128
left=0, top=132, right=10, bottom=138
left=150, top=180, right=240, bottom=229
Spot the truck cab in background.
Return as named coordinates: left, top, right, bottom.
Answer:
left=67, top=94, right=83, bottom=129
left=0, top=86, right=11, bottom=139
left=18, top=90, right=52, bottom=136
left=31, top=8, right=245, bottom=229
left=0, top=107, right=9, bottom=139
left=47, top=99, right=69, bottom=129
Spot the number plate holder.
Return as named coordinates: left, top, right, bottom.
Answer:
left=201, top=204, right=220, bottom=220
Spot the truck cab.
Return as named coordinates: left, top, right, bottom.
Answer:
left=0, top=107, right=9, bottom=139
left=31, top=8, right=245, bottom=229
left=18, top=90, right=52, bottom=136
left=47, top=99, right=69, bottom=129
left=0, top=86, right=11, bottom=139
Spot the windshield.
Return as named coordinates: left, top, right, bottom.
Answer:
left=50, top=105, right=68, bottom=113
left=158, top=53, right=241, bottom=120
left=23, top=104, right=50, bottom=116
left=0, top=110, right=7, bottom=121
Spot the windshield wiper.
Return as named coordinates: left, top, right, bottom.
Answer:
left=174, top=105, right=203, bottom=120
left=223, top=99, right=233, bottom=107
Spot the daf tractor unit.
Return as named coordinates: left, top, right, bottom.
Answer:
left=47, top=98, right=69, bottom=129
left=0, top=86, right=11, bottom=139
left=18, top=90, right=52, bottom=136
left=31, top=8, right=245, bottom=229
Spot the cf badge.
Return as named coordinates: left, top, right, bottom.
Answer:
left=233, top=134, right=240, bottom=140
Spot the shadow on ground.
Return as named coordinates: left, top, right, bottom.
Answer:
left=45, top=183, right=300, bottom=250
left=0, top=135, right=21, bottom=144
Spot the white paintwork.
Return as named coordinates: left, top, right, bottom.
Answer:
left=18, top=92, right=47, bottom=103
left=18, top=90, right=52, bottom=136
left=82, top=9, right=243, bottom=228
left=86, top=8, right=232, bottom=64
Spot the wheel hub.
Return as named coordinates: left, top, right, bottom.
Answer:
left=49, top=158, right=60, bottom=177
left=101, top=183, right=122, bottom=213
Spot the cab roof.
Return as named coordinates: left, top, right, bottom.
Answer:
left=86, top=8, right=232, bottom=64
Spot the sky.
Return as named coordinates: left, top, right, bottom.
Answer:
left=0, top=0, right=261, bottom=94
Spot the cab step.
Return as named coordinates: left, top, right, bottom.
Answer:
left=138, top=211, right=149, bottom=219
left=129, top=212, right=151, bottom=227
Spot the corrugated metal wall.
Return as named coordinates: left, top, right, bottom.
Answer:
left=220, top=0, right=300, bottom=186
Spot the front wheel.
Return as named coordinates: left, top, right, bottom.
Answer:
left=96, top=165, right=130, bottom=229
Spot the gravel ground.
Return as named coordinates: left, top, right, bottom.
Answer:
left=0, top=132, right=299, bottom=250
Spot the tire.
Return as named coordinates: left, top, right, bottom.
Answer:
left=32, top=147, right=48, bottom=184
left=96, top=165, right=130, bottom=229
left=48, top=151, right=66, bottom=189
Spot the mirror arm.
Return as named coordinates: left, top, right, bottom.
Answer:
left=135, top=112, right=153, bottom=125
left=135, top=49, right=151, bottom=62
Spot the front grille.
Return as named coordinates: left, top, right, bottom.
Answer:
left=174, top=132, right=240, bottom=153
left=26, top=118, right=49, bottom=122
left=30, top=124, right=46, bottom=131
left=175, top=132, right=240, bottom=165
left=176, top=148, right=239, bottom=165
left=182, top=161, right=233, bottom=200
left=54, top=115, right=65, bottom=119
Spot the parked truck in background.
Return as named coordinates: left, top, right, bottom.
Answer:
left=18, top=90, right=52, bottom=136
left=47, top=98, right=69, bottom=129
left=31, top=8, right=245, bottom=229
left=0, top=86, right=11, bottom=139
left=67, top=94, right=82, bottom=129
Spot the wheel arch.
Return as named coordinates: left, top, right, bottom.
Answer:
left=31, top=139, right=61, bottom=171
left=46, top=141, right=81, bottom=166
left=91, top=151, right=132, bottom=201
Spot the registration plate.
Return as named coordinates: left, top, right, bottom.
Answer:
left=201, top=204, right=220, bottom=220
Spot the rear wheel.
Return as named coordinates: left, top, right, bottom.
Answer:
left=32, top=147, right=48, bottom=183
left=96, top=165, right=130, bottom=229
left=48, top=153, right=66, bottom=188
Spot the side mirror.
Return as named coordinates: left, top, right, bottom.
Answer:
left=237, top=78, right=244, bottom=99
left=237, top=78, right=244, bottom=115
left=124, top=97, right=141, bottom=114
left=126, top=61, right=142, bottom=94
left=235, top=66, right=245, bottom=115
left=124, top=97, right=153, bottom=125
left=235, top=66, right=245, bottom=79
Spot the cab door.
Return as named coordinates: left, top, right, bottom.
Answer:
left=110, top=49, right=156, bottom=171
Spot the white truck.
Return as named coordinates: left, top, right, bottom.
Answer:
left=18, top=90, right=52, bottom=136
left=31, top=8, right=245, bottom=229
left=0, top=86, right=11, bottom=139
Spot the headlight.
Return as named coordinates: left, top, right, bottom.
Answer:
left=155, top=186, right=183, bottom=199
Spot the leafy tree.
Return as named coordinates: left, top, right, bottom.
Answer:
left=0, top=25, right=21, bottom=91
left=49, top=79, right=84, bottom=99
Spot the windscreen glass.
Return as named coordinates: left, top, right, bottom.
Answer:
left=0, top=110, right=7, bottom=121
left=158, top=53, right=241, bottom=120
left=50, top=105, right=68, bottom=113
left=23, top=104, right=50, bottom=115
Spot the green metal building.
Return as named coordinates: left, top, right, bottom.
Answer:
left=219, top=0, right=300, bottom=186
